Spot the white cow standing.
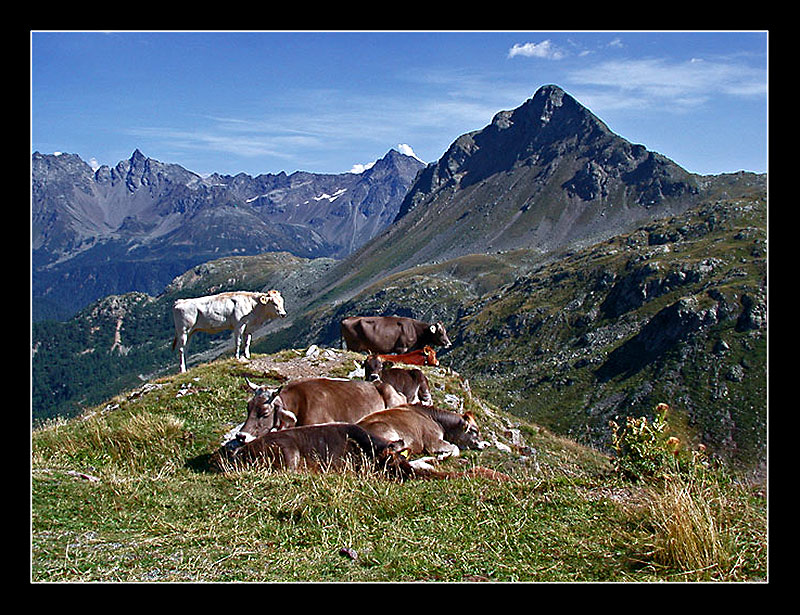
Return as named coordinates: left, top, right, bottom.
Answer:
left=172, top=290, right=287, bottom=373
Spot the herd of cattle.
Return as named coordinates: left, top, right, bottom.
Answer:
left=170, top=289, right=507, bottom=481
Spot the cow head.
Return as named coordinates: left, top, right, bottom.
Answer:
left=374, top=439, right=415, bottom=480
left=236, top=378, right=295, bottom=443
left=422, top=346, right=439, bottom=366
left=428, top=322, right=452, bottom=348
left=259, top=290, right=287, bottom=318
left=363, top=355, right=390, bottom=382
left=450, top=412, right=490, bottom=450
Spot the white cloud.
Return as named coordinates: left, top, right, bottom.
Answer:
left=349, top=161, right=375, bottom=174
left=397, top=143, right=424, bottom=162
left=508, top=40, right=566, bottom=60
left=568, top=57, right=766, bottom=111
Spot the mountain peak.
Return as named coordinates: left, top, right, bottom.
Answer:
left=402, top=84, right=619, bottom=206
left=529, top=83, right=567, bottom=110
left=129, top=149, right=148, bottom=165
left=515, top=84, right=612, bottom=138
left=385, top=83, right=701, bottom=267
left=529, top=84, right=568, bottom=123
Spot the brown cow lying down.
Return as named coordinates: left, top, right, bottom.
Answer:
left=362, top=355, right=432, bottom=405
left=213, top=422, right=510, bottom=482
left=357, top=403, right=490, bottom=460
left=215, top=423, right=408, bottom=475
left=377, top=346, right=439, bottom=367
left=237, top=377, right=406, bottom=443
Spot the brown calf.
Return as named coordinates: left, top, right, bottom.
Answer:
left=217, top=423, right=408, bottom=474
left=362, top=355, right=432, bottom=405
left=377, top=346, right=439, bottom=367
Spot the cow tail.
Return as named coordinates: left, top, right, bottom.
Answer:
left=171, top=336, right=177, bottom=351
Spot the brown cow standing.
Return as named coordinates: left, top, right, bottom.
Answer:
left=236, top=377, right=406, bottom=443
left=357, top=403, right=488, bottom=460
left=362, top=355, right=433, bottom=405
left=341, top=316, right=452, bottom=355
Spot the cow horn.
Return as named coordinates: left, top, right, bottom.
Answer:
left=245, top=377, right=261, bottom=392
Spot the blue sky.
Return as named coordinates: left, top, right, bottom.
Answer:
left=31, top=31, right=768, bottom=178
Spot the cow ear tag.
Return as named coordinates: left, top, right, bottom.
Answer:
left=430, top=325, right=436, bottom=333
left=400, top=449, right=410, bottom=458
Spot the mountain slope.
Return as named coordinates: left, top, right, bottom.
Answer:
left=448, top=196, right=767, bottom=472
left=33, top=349, right=766, bottom=582
left=252, top=194, right=766, bottom=472
left=31, top=252, right=335, bottom=424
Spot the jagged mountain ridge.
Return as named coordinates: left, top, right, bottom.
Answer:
left=32, top=148, right=424, bottom=320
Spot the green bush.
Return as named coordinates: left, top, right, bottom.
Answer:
left=609, top=403, right=707, bottom=482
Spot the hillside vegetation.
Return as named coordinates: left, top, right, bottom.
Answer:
left=31, top=252, right=335, bottom=423
left=32, top=350, right=766, bottom=582
left=253, top=194, right=767, bottom=474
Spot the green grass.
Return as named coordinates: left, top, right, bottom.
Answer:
left=31, top=353, right=766, bottom=582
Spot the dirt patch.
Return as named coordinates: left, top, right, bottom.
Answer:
left=246, top=346, right=365, bottom=382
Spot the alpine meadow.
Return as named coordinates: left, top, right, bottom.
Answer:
left=32, top=75, right=767, bottom=582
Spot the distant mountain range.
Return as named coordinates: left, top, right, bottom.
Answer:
left=32, top=148, right=424, bottom=320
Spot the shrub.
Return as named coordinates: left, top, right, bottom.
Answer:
left=609, top=403, right=686, bottom=482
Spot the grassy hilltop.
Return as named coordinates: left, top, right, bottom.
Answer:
left=32, top=348, right=766, bottom=582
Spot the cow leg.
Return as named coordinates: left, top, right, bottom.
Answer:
left=233, top=325, right=245, bottom=361
left=282, top=446, right=301, bottom=471
left=242, top=330, right=252, bottom=359
left=417, top=380, right=433, bottom=405
left=409, top=457, right=437, bottom=471
left=432, top=440, right=460, bottom=460
left=175, top=331, right=189, bottom=373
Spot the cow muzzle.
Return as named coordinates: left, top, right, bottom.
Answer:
left=235, top=431, right=256, bottom=444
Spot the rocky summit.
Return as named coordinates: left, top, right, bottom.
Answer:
left=326, top=85, right=704, bottom=300
left=313, top=86, right=764, bottom=324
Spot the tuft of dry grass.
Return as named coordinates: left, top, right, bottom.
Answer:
left=638, top=471, right=766, bottom=581
left=32, top=410, right=188, bottom=477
